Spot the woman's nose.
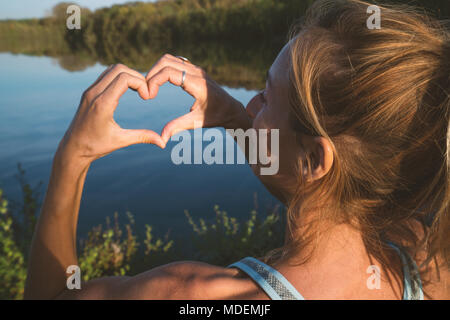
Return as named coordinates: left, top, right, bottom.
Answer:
left=246, top=94, right=263, bottom=119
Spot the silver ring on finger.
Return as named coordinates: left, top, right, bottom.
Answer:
left=180, top=70, right=186, bottom=89
left=176, top=56, right=190, bottom=64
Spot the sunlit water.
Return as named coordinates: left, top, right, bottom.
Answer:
left=0, top=53, right=279, bottom=237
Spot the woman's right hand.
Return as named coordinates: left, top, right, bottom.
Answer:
left=145, top=54, right=252, bottom=144
left=56, top=64, right=165, bottom=169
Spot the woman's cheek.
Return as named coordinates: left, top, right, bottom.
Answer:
left=251, top=106, right=272, bottom=131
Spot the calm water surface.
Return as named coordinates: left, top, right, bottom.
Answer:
left=0, top=53, right=279, bottom=237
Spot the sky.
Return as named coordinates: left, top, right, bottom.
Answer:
left=0, top=0, right=156, bottom=20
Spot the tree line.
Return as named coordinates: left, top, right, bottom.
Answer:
left=0, top=0, right=448, bottom=89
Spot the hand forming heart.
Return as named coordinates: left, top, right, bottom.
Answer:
left=56, top=55, right=251, bottom=168
left=145, top=54, right=251, bottom=144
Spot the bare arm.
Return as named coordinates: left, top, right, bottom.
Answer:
left=24, top=64, right=165, bottom=299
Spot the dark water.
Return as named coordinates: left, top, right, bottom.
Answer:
left=0, top=52, right=279, bottom=237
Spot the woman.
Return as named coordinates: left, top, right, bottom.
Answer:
left=25, top=0, right=449, bottom=299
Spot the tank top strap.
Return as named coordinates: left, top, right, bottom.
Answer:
left=228, top=243, right=423, bottom=300
left=227, top=257, right=305, bottom=300
left=386, top=241, right=424, bottom=300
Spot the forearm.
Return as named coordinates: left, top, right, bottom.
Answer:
left=22, top=63, right=165, bottom=299
left=223, top=99, right=252, bottom=132
left=24, top=150, right=90, bottom=299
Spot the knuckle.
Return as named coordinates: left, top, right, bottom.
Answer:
left=82, top=89, right=94, bottom=102
left=114, top=63, right=126, bottom=72
left=92, top=95, right=105, bottom=108
left=117, top=71, right=129, bottom=81
left=132, top=131, right=148, bottom=144
left=162, top=53, right=173, bottom=60
left=162, top=66, right=173, bottom=74
left=140, top=135, right=151, bottom=144
left=92, top=97, right=110, bottom=115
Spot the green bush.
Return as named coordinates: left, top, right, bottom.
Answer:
left=78, top=212, right=139, bottom=280
left=0, top=189, right=27, bottom=300
left=184, top=204, right=284, bottom=265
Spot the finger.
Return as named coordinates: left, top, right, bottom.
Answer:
left=87, top=65, right=114, bottom=90
left=147, top=66, right=205, bottom=100
left=92, top=64, right=146, bottom=97
left=161, top=111, right=200, bottom=144
left=145, top=54, right=202, bottom=81
left=99, top=72, right=150, bottom=110
left=119, top=128, right=165, bottom=149
left=81, top=65, right=114, bottom=100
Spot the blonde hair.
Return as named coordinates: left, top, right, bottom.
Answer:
left=265, top=0, right=450, bottom=295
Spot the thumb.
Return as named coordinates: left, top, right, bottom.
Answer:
left=161, top=112, right=201, bottom=144
left=121, top=128, right=166, bottom=149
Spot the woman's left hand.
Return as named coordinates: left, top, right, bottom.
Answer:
left=56, top=64, right=165, bottom=167
left=145, top=54, right=251, bottom=144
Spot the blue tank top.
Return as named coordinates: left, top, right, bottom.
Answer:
left=227, top=242, right=423, bottom=300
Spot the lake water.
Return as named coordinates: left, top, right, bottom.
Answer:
left=0, top=52, right=279, bottom=237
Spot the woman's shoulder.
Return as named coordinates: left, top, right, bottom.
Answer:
left=120, top=260, right=266, bottom=300
left=116, top=258, right=449, bottom=299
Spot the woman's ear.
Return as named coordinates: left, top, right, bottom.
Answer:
left=302, top=136, right=334, bottom=181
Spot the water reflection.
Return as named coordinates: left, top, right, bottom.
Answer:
left=0, top=27, right=280, bottom=90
